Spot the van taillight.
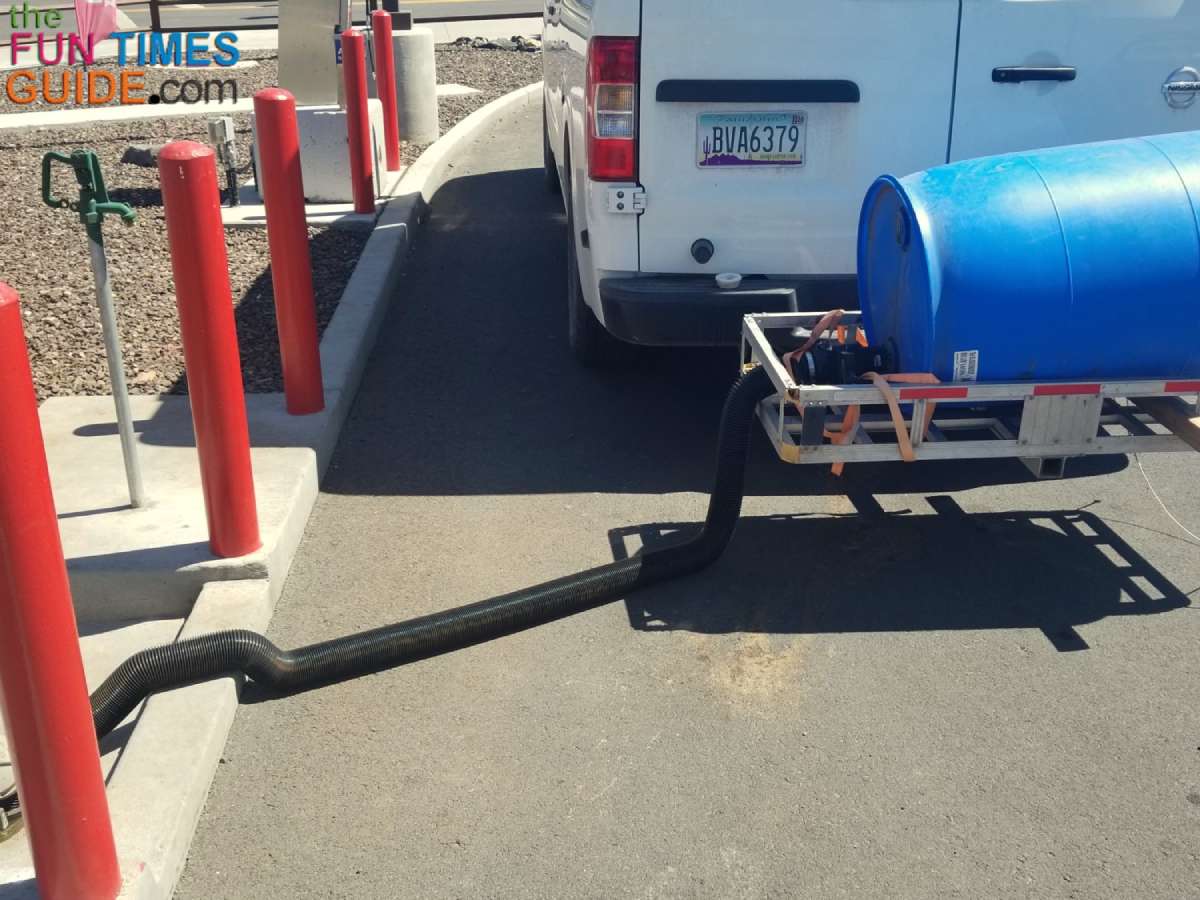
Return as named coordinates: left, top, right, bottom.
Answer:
left=586, top=36, right=638, bottom=181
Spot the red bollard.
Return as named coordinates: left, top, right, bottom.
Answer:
left=371, top=11, right=402, bottom=172
left=253, top=88, right=326, bottom=416
left=158, top=142, right=262, bottom=558
left=0, top=283, right=121, bottom=900
left=341, top=27, right=375, bottom=214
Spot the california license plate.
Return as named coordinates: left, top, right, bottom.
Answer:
left=697, top=112, right=807, bottom=168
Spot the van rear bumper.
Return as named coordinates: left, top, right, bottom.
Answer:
left=598, top=275, right=857, bottom=346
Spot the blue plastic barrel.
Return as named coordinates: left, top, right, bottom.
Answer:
left=858, top=131, right=1200, bottom=382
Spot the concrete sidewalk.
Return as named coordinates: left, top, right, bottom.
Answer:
left=176, top=102, right=1200, bottom=899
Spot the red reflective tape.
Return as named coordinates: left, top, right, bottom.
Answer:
left=898, top=387, right=970, bottom=400
left=1033, top=383, right=1101, bottom=397
left=1165, top=380, right=1200, bottom=393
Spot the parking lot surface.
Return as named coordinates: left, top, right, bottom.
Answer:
left=177, top=102, right=1200, bottom=899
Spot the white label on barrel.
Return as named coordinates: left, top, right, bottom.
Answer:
left=953, top=350, right=979, bottom=382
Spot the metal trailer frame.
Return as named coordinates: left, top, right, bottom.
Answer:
left=741, top=311, right=1200, bottom=479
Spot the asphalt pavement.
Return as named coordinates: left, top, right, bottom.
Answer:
left=176, top=100, right=1200, bottom=899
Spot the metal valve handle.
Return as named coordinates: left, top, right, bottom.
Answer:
left=41, top=150, right=136, bottom=239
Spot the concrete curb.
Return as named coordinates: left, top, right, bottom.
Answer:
left=109, top=580, right=272, bottom=899
left=314, top=80, right=544, bottom=477
left=402, top=81, right=542, bottom=210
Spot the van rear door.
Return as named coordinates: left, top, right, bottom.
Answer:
left=949, top=0, right=1200, bottom=161
left=636, top=0, right=961, bottom=277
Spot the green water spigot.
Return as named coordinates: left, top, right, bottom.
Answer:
left=41, top=150, right=136, bottom=241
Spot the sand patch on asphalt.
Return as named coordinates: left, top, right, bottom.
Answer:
left=687, top=632, right=809, bottom=712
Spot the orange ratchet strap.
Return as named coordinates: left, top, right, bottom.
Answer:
left=825, top=373, right=942, bottom=476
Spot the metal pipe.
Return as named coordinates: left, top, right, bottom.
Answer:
left=86, top=236, right=145, bottom=507
left=41, top=149, right=145, bottom=509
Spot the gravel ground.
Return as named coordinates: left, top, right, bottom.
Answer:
left=0, top=47, right=541, bottom=399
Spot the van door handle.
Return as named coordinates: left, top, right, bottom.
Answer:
left=993, top=66, right=1077, bottom=84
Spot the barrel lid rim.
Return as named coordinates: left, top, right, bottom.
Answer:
left=857, top=174, right=936, bottom=370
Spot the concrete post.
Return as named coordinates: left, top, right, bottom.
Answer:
left=392, top=26, right=439, bottom=145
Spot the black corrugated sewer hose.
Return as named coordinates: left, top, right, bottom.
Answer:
left=88, top=366, right=774, bottom=739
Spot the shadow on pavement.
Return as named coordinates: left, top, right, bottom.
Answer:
left=319, top=165, right=1126, bottom=498
left=613, top=495, right=1185, bottom=650
left=232, top=493, right=1186, bottom=716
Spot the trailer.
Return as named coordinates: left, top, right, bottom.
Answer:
left=742, top=311, right=1200, bottom=480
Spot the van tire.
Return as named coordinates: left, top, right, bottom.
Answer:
left=543, top=104, right=562, bottom=196
left=567, top=210, right=631, bottom=367
left=564, top=169, right=634, bottom=367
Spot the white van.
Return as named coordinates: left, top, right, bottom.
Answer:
left=542, top=0, right=1200, bottom=365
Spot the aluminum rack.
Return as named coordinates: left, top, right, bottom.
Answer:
left=741, top=311, right=1200, bottom=479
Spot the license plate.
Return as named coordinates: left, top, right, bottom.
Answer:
left=697, top=112, right=807, bottom=168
